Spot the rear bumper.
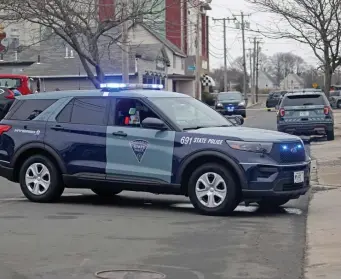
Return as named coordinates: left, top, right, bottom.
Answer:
left=242, top=161, right=310, bottom=200
left=0, top=161, right=14, bottom=182
left=277, top=122, right=333, bottom=135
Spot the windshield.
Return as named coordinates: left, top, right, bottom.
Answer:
left=282, top=94, right=326, bottom=106
left=0, top=78, right=21, bottom=88
left=149, top=97, right=233, bottom=129
left=217, top=92, right=242, bottom=101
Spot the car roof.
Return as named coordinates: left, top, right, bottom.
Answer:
left=283, top=92, right=323, bottom=97
left=16, top=89, right=190, bottom=100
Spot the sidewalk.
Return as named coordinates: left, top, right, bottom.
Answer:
left=305, top=111, right=341, bottom=279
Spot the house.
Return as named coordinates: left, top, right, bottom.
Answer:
left=280, top=73, right=304, bottom=90
left=0, top=22, right=196, bottom=95
left=257, top=71, right=277, bottom=90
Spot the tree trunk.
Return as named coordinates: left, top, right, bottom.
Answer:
left=324, top=66, right=332, bottom=98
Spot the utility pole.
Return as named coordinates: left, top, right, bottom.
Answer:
left=195, top=6, right=202, bottom=100
left=121, top=0, right=129, bottom=83
left=256, top=40, right=261, bottom=103
left=252, top=37, right=256, bottom=103
left=247, top=48, right=253, bottom=103
left=233, top=12, right=250, bottom=102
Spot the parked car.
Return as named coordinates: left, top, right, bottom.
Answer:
left=277, top=91, right=334, bottom=140
left=266, top=91, right=287, bottom=110
left=215, top=91, right=247, bottom=118
left=0, top=87, right=21, bottom=120
left=328, top=90, right=341, bottom=109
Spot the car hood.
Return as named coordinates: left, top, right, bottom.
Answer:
left=186, top=126, right=301, bottom=142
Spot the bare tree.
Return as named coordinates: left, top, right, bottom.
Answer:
left=0, top=0, right=182, bottom=88
left=247, top=0, right=341, bottom=97
left=268, top=52, right=306, bottom=86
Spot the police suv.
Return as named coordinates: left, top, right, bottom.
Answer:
left=0, top=83, right=310, bottom=216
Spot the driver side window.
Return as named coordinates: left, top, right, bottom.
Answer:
left=114, top=98, right=160, bottom=127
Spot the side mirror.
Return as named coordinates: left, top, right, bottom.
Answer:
left=141, top=117, right=167, bottom=130
left=224, top=115, right=244, bottom=125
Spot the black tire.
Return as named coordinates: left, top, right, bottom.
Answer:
left=91, top=188, right=122, bottom=197
left=327, top=129, right=335, bottom=141
left=241, top=112, right=246, bottom=118
left=188, top=163, right=239, bottom=216
left=19, top=155, right=64, bottom=203
left=267, top=108, right=271, bottom=112
left=257, top=197, right=290, bottom=208
left=337, top=101, right=341, bottom=109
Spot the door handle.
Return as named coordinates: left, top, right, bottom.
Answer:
left=112, top=131, right=127, bottom=137
left=51, top=125, right=64, bottom=131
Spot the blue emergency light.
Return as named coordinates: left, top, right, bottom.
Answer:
left=100, top=83, right=164, bottom=90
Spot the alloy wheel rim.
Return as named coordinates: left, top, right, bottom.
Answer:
left=25, top=163, right=51, bottom=195
left=195, top=172, right=227, bottom=208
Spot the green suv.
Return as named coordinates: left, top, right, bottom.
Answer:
left=277, top=91, right=334, bottom=140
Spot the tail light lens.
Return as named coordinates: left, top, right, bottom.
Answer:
left=324, top=106, right=330, bottom=115
left=5, top=92, right=14, bottom=99
left=279, top=108, right=285, bottom=117
left=0, top=125, right=11, bottom=135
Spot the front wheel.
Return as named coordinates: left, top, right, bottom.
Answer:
left=188, top=163, right=239, bottom=216
left=257, top=197, right=290, bottom=208
left=19, top=155, right=64, bottom=203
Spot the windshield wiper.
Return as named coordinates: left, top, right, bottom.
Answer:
left=183, top=126, right=206, bottom=130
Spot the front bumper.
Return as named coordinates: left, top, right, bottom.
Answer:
left=216, top=106, right=246, bottom=115
left=278, top=122, right=333, bottom=135
left=241, top=161, right=310, bottom=200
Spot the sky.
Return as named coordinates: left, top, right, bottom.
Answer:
left=207, top=0, right=319, bottom=70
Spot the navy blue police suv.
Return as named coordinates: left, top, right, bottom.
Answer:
left=0, top=83, right=310, bottom=216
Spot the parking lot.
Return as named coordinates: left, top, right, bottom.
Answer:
left=0, top=104, right=311, bottom=279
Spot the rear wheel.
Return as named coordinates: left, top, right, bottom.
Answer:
left=257, top=197, right=290, bottom=208
left=327, top=129, right=335, bottom=141
left=91, top=188, right=122, bottom=197
left=19, top=155, right=64, bottom=202
left=188, top=163, right=239, bottom=216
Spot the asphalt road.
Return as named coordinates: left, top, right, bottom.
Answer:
left=0, top=103, right=309, bottom=279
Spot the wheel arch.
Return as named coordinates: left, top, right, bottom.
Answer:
left=11, top=142, right=66, bottom=182
left=176, top=150, right=248, bottom=195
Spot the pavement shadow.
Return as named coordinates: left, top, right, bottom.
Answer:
left=56, top=194, right=299, bottom=217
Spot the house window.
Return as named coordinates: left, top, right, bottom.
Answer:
left=173, top=55, right=176, bottom=68
left=181, top=58, right=184, bottom=70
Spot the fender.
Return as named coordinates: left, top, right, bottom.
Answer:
left=175, top=150, right=248, bottom=189
left=11, top=142, right=67, bottom=173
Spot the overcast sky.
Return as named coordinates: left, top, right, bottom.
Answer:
left=208, top=0, right=319, bottom=70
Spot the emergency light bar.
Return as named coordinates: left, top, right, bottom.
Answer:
left=100, top=83, right=164, bottom=90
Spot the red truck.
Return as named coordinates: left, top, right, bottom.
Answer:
left=0, top=74, right=34, bottom=95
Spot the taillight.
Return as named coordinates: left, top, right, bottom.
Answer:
left=279, top=108, right=285, bottom=117
left=5, top=92, right=14, bottom=99
left=324, top=106, right=330, bottom=115
left=0, top=125, right=11, bottom=135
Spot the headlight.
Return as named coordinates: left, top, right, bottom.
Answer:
left=238, top=101, right=245, bottom=106
left=216, top=102, right=223, bottom=107
left=226, top=140, right=273, bottom=153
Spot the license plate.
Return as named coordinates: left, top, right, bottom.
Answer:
left=294, top=171, right=304, bottom=183
left=299, top=111, right=309, bottom=117
left=227, top=107, right=234, bottom=112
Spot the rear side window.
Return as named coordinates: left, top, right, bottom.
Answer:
left=70, top=97, right=108, bottom=125
left=6, top=99, right=56, bottom=121
left=281, top=94, right=326, bottom=106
